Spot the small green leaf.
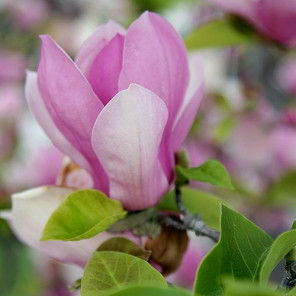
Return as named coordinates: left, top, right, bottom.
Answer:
left=224, top=279, right=281, bottom=296
left=157, top=187, right=226, bottom=230
left=185, top=19, right=253, bottom=50
left=96, top=237, right=151, bottom=261
left=260, top=229, right=296, bottom=285
left=194, top=205, right=273, bottom=296
left=41, top=190, right=127, bottom=241
left=81, top=251, right=167, bottom=296
left=106, top=285, right=192, bottom=296
left=176, top=159, right=234, bottom=190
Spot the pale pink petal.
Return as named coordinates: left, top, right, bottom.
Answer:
left=1, top=186, right=116, bottom=267
left=91, top=84, right=169, bottom=211
left=88, top=34, right=125, bottom=105
left=118, top=12, right=190, bottom=180
left=37, top=35, right=109, bottom=193
left=75, top=20, right=126, bottom=75
left=25, top=71, right=91, bottom=173
left=172, top=56, right=204, bottom=151
left=56, top=157, right=95, bottom=189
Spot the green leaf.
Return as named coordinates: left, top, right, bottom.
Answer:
left=81, top=251, right=167, bottom=296
left=194, top=205, right=273, bottom=296
left=185, top=19, right=253, bottom=50
left=41, top=190, right=127, bottom=241
left=224, top=279, right=281, bottom=296
left=96, top=237, right=151, bottom=261
left=106, top=285, right=192, bottom=296
left=260, top=230, right=296, bottom=285
left=157, top=187, right=226, bottom=230
left=176, top=159, right=234, bottom=190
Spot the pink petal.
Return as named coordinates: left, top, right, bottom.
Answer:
left=25, top=71, right=91, bottom=174
left=2, top=186, right=116, bottom=267
left=37, top=35, right=109, bottom=193
left=88, top=34, right=125, bottom=105
left=91, top=84, right=169, bottom=211
left=75, top=20, right=126, bottom=75
left=118, top=12, right=190, bottom=180
left=172, top=55, right=204, bottom=151
left=207, top=0, right=253, bottom=18
left=252, top=0, right=296, bottom=46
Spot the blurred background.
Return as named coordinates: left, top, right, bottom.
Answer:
left=1, top=0, right=296, bottom=294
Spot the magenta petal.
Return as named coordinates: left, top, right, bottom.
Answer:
left=172, top=56, right=204, bottom=151
left=75, top=20, right=126, bottom=75
left=207, top=0, right=252, bottom=18
left=37, top=35, right=108, bottom=193
left=88, top=34, right=125, bottom=105
left=25, top=71, right=91, bottom=173
left=253, top=0, right=296, bottom=46
left=91, top=84, right=169, bottom=211
left=119, top=12, right=190, bottom=179
left=119, top=12, right=189, bottom=125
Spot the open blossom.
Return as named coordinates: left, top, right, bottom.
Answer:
left=26, top=11, right=204, bottom=210
left=207, top=0, right=296, bottom=47
left=1, top=12, right=203, bottom=267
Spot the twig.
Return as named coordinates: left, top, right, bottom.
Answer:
left=280, top=261, right=296, bottom=290
left=160, top=187, right=220, bottom=243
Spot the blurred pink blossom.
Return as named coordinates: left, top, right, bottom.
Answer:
left=3, top=0, right=50, bottom=30
left=3, top=145, right=64, bottom=192
left=0, top=85, right=23, bottom=120
left=270, top=126, right=296, bottom=173
left=0, top=51, right=27, bottom=83
left=207, top=0, right=296, bottom=47
left=277, top=57, right=296, bottom=95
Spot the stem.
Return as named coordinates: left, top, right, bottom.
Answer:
left=172, top=187, right=219, bottom=243
left=280, top=261, right=296, bottom=290
left=279, top=247, right=296, bottom=290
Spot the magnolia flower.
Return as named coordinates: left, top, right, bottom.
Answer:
left=1, top=12, right=203, bottom=267
left=207, top=0, right=296, bottom=47
left=26, top=11, right=204, bottom=211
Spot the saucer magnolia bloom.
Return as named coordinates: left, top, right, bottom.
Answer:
left=26, top=12, right=204, bottom=210
left=207, top=0, right=296, bottom=47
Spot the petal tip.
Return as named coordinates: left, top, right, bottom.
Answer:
left=12, top=186, right=50, bottom=201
